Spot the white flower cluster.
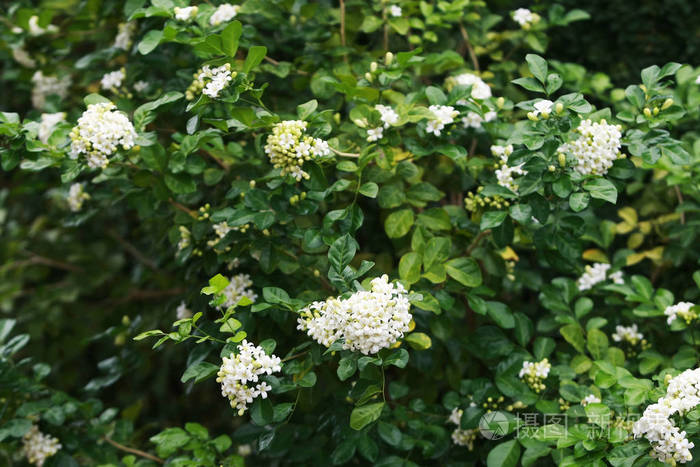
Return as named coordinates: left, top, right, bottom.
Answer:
left=101, top=69, right=125, bottom=91
left=176, top=301, right=192, bottom=320
left=366, top=105, right=399, bottom=141
left=491, top=144, right=527, bottom=193
left=557, top=119, right=623, bottom=176
left=426, top=105, right=458, bottom=136
left=22, top=425, right=61, bottom=466
left=448, top=408, right=476, bottom=450
left=633, top=368, right=700, bottom=464
left=13, top=47, right=36, bottom=68
left=177, top=226, right=191, bottom=251
left=450, top=73, right=492, bottom=100
left=581, top=394, right=601, bottom=406
left=297, top=274, right=412, bottom=355
left=38, top=112, right=65, bottom=144
left=512, top=8, right=539, bottom=27
left=69, top=102, right=137, bottom=169
left=366, top=127, right=383, bottom=142
left=133, top=80, right=149, bottom=93
left=264, top=120, right=331, bottom=181
left=219, top=274, right=258, bottom=310
left=174, top=6, right=199, bottom=21
left=31, top=72, right=71, bottom=109
left=462, top=110, right=496, bottom=129
left=67, top=183, right=90, bottom=212
left=518, top=358, right=550, bottom=393
left=210, top=4, right=240, bottom=26
left=665, top=302, right=698, bottom=326
left=217, top=340, right=282, bottom=415
left=576, top=263, right=623, bottom=291
left=28, top=16, right=58, bottom=36
left=186, top=63, right=235, bottom=100
left=612, top=324, right=643, bottom=345
left=113, top=22, right=136, bottom=50
left=389, top=5, right=402, bottom=17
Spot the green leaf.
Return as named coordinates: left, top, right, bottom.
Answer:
left=337, top=357, right=357, bottom=381
left=525, top=54, right=548, bottom=83
left=560, top=324, right=585, bottom=353
left=84, top=93, right=111, bottom=106
left=405, top=332, right=432, bottom=350
left=587, top=329, right=609, bottom=360
left=385, top=209, right=414, bottom=238
left=164, top=173, right=196, bottom=194
left=569, top=192, right=590, bottom=212
left=359, top=182, right=378, bottom=198
left=243, top=46, right=267, bottom=73
left=181, top=362, right=219, bottom=384
left=481, top=211, right=508, bottom=230
left=445, top=257, right=482, bottom=287
left=422, top=237, right=451, bottom=271
left=487, top=439, right=521, bottom=467
left=138, top=29, right=163, bottom=55
left=221, top=21, right=242, bottom=57
left=585, top=402, right=611, bottom=428
left=398, top=252, right=421, bottom=284
left=201, top=274, right=229, bottom=295
left=425, top=86, right=447, bottom=105
left=512, top=77, right=545, bottom=93
left=0, top=419, right=32, bottom=442
left=328, top=234, right=356, bottom=272
left=350, top=402, right=384, bottom=430
left=583, top=178, right=617, bottom=204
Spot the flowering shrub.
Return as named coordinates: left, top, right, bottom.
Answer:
left=1, top=1, right=700, bottom=466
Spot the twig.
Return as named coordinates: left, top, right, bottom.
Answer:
left=282, top=350, right=310, bottom=363
left=340, top=0, right=348, bottom=63
left=199, top=149, right=229, bottom=171
left=106, top=287, right=185, bottom=306
left=466, top=229, right=491, bottom=255
left=169, top=199, right=198, bottom=218
left=674, top=185, right=685, bottom=225
left=103, top=437, right=164, bottom=464
left=107, top=229, right=160, bottom=272
left=6, top=252, right=83, bottom=273
left=383, top=4, right=389, bottom=51
left=459, top=22, right=479, bottom=72
left=263, top=56, right=309, bottom=76
left=330, top=147, right=360, bottom=158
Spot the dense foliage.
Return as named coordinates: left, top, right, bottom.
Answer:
left=1, top=1, right=700, bottom=466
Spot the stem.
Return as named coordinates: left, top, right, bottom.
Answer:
left=263, top=56, right=309, bottom=76
left=282, top=350, right=310, bottom=363
left=459, top=22, right=480, bottom=72
left=466, top=229, right=491, bottom=255
left=382, top=4, right=389, bottom=51
left=674, top=185, right=685, bottom=224
left=330, top=147, right=360, bottom=158
left=107, top=229, right=160, bottom=272
left=339, top=0, right=348, bottom=63
left=169, top=198, right=198, bottom=218
left=103, top=437, right=164, bottom=464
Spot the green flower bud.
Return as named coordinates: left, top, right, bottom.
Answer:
left=662, top=98, right=673, bottom=110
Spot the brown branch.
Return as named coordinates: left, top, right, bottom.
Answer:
left=674, top=185, right=685, bottom=225
left=107, top=229, right=159, bottom=272
left=6, top=252, right=83, bottom=273
left=103, top=437, right=164, bottom=464
left=106, top=287, right=185, bottom=306
left=169, top=199, right=198, bottom=218
left=199, top=149, right=229, bottom=171
left=459, top=22, right=480, bottom=72
left=340, top=0, right=348, bottom=63
left=263, top=56, right=309, bottom=76
left=466, top=229, right=491, bottom=255
left=383, top=5, right=389, bottom=51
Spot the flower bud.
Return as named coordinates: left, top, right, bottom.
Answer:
left=558, top=152, right=566, bottom=167
left=541, top=112, right=550, bottom=119
left=643, top=107, right=652, bottom=118
left=263, top=229, right=270, bottom=236
left=527, top=112, right=538, bottom=121
left=249, top=180, right=256, bottom=188
left=385, top=52, right=394, bottom=65
left=662, top=98, right=673, bottom=110
left=496, top=97, right=505, bottom=109
left=653, top=106, right=659, bottom=116
left=548, top=165, right=555, bottom=172
left=555, top=102, right=564, bottom=114
left=364, top=72, right=373, bottom=82
left=370, top=61, right=378, bottom=72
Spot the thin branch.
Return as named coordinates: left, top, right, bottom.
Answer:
left=282, top=350, right=310, bottom=363
left=103, top=437, right=164, bottom=464
left=340, top=0, right=348, bottom=63
left=199, top=149, right=229, bottom=171
left=6, top=252, right=83, bottom=273
left=106, top=229, right=160, bottom=272
left=459, top=22, right=480, bottom=72
left=106, top=287, right=185, bottom=306
left=382, top=5, right=389, bottom=51
left=674, top=185, right=686, bottom=225
left=330, top=147, right=360, bottom=158
left=169, top=199, right=198, bottom=218
left=263, top=56, right=309, bottom=76
left=466, top=229, right=491, bottom=255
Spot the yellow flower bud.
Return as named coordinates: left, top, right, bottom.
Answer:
left=558, top=152, right=566, bottom=167
left=249, top=180, right=256, bottom=188
left=555, top=102, right=564, bottom=114
left=385, top=52, right=394, bottom=65
left=496, top=97, right=505, bottom=109
left=548, top=165, right=555, bottom=172
left=370, top=61, right=378, bottom=72
left=643, top=107, right=652, bottom=118
left=364, top=72, right=373, bottom=82
left=527, top=112, right=538, bottom=121
left=662, top=98, right=673, bottom=110
left=653, top=106, right=659, bottom=116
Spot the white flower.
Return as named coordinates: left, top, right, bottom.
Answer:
left=532, top=99, right=553, bottom=117
left=176, top=301, right=192, bottom=320
left=66, top=183, right=89, bottom=211
left=462, top=110, right=496, bottom=129
left=177, top=226, right=191, bottom=251
left=237, top=444, right=252, bottom=456
left=581, top=394, right=601, bottom=406
left=519, top=359, right=550, bottom=392
left=665, top=302, right=697, bottom=326
left=448, top=407, right=463, bottom=425
left=612, top=324, right=643, bottom=345
left=695, top=75, right=700, bottom=84
left=264, top=120, right=331, bottom=181
left=298, top=274, right=412, bottom=355
left=187, top=63, right=235, bottom=99
left=451, top=73, right=492, bottom=100
left=491, top=144, right=526, bottom=193
left=101, top=69, right=125, bottom=90
left=576, top=263, right=614, bottom=291
left=28, top=16, right=58, bottom=36
left=426, top=105, right=458, bottom=136
left=12, top=47, right=36, bottom=68
left=512, top=8, right=534, bottom=26
left=210, top=4, right=240, bottom=26
left=609, top=270, right=624, bottom=284
left=31, top=72, right=71, bottom=109
left=22, top=425, right=61, bottom=466
left=174, top=6, right=199, bottom=21
left=38, top=112, right=66, bottom=144
left=375, top=104, right=399, bottom=128
left=133, top=80, right=149, bottom=93
left=217, top=340, right=282, bottom=415
left=219, top=274, right=257, bottom=310
left=557, top=119, right=622, bottom=176
left=366, top=127, right=383, bottom=142
left=634, top=368, right=700, bottom=463
left=389, top=5, right=402, bottom=17
left=69, top=102, right=137, bottom=169
left=113, top=22, right=136, bottom=50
